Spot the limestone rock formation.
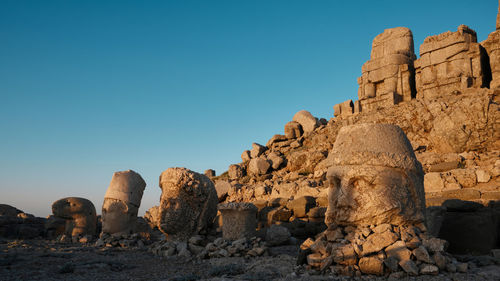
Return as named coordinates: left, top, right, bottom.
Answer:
left=102, top=170, right=146, bottom=235
left=52, top=197, right=97, bottom=238
left=158, top=167, right=218, bottom=239
left=415, top=25, right=488, bottom=99
left=325, top=123, right=425, bottom=226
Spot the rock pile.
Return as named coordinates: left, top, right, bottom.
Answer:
left=95, top=232, right=149, bottom=249
left=148, top=236, right=268, bottom=259
left=0, top=204, right=45, bottom=239
left=301, top=223, right=469, bottom=277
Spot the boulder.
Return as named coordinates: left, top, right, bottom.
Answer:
left=52, top=197, right=97, bottom=237
left=266, top=134, right=288, bottom=148
left=214, top=181, right=231, bottom=202
left=284, top=121, right=303, bottom=139
left=241, top=150, right=251, bottom=162
left=267, top=152, right=284, bottom=170
left=248, top=158, right=271, bottom=175
left=158, top=167, right=218, bottom=238
left=292, top=110, right=319, bottom=133
left=228, top=164, right=245, bottom=180
left=362, top=230, right=399, bottom=256
left=144, top=206, right=160, bottom=228
left=265, top=224, right=291, bottom=246
left=359, top=256, right=384, bottom=276
left=286, top=196, right=316, bottom=218
left=250, top=143, right=266, bottom=159
left=102, top=170, right=146, bottom=235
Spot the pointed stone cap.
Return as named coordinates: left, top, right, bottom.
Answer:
left=104, top=170, right=146, bottom=207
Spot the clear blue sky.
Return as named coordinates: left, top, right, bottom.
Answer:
left=0, top=0, right=496, bottom=217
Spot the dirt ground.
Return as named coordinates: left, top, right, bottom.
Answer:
left=1, top=238, right=499, bottom=281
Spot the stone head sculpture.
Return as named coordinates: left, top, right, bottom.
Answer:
left=102, top=170, right=146, bottom=235
left=325, top=123, right=425, bottom=227
left=52, top=197, right=97, bottom=237
left=158, top=167, right=218, bottom=239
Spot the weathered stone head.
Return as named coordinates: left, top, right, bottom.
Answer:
left=325, top=123, right=425, bottom=226
left=158, top=167, right=218, bottom=239
left=102, top=170, right=146, bottom=235
left=52, top=197, right=97, bottom=237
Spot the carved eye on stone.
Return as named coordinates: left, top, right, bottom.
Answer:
left=331, top=176, right=341, bottom=188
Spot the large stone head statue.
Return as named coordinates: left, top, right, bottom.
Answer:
left=102, top=170, right=146, bottom=235
left=325, top=123, right=425, bottom=226
left=158, top=167, right=218, bottom=239
left=52, top=197, right=97, bottom=237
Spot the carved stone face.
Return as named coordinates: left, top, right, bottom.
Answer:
left=324, top=124, right=425, bottom=227
left=101, top=199, right=138, bottom=235
left=101, top=170, right=145, bottom=235
left=326, top=165, right=422, bottom=226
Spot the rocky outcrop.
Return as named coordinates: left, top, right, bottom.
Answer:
left=158, top=168, right=218, bottom=239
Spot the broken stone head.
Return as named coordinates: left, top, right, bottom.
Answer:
left=52, top=197, right=97, bottom=238
left=158, top=167, right=218, bottom=239
left=102, top=170, right=146, bottom=235
left=325, top=123, right=425, bottom=226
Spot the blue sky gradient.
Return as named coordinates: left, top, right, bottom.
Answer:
left=0, top=0, right=496, bottom=216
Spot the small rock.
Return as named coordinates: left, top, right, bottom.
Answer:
left=266, top=225, right=291, bottom=246
left=250, top=143, right=266, bottom=159
left=413, top=246, right=433, bottom=264
left=422, top=238, right=448, bottom=253
left=433, top=252, right=447, bottom=270
left=399, top=259, right=418, bottom=275
left=476, top=169, right=491, bottom=183
left=359, top=256, right=384, bottom=276
left=419, top=264, right=439, bottom=275
left=456, top=262, right=468, bottom=273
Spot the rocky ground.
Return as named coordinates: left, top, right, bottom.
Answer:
left=1, top=238, right=499, bottom=281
